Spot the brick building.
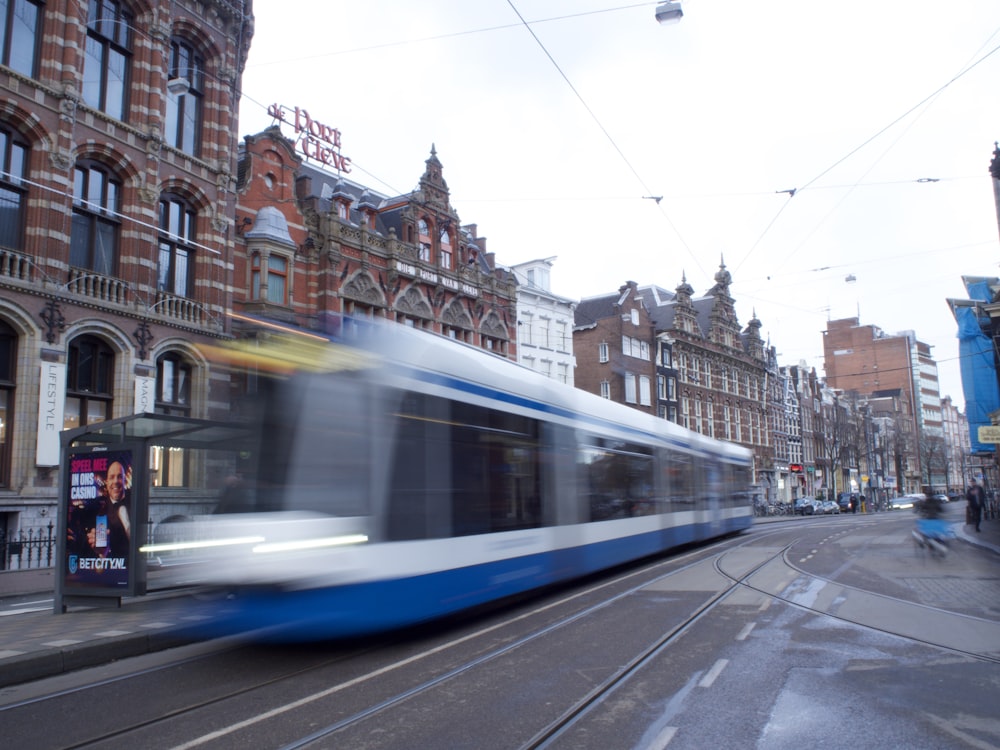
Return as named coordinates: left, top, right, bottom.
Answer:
left=574, top=281, right=656, bottom=408
left=822, top=317, right=944, bottom=488
left=232, top=126, right=517, bottom=353
left=573, top=264, right=778, bottom=497
left=0, top=0, right=253, bottom=541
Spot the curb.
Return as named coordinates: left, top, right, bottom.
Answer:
left=0, top=624, right=196, bottom=689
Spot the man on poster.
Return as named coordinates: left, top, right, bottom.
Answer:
left=65, top=451, right=133, bottom=589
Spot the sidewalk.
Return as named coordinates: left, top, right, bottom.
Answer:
left=1, top=512, right=998, bottom=690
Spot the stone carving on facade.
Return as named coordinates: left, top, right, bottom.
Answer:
left=58, top=88, right=78, bottom=125
left=211, top=213, right=229, bottom=233
left=395, top=286, right=433, bottom=320
left=145, top=133, right=163, bottom=161
left=342, top=271, right=385, bottom=306
left=432, top=287, right=446, bottom=310
left=49, top=149, right=73, bottom=171
left=480, top=310, right=507, bottom=339
left=138, top=184, right=159, bottom=205
left=441, top=300, right=474, bottom=330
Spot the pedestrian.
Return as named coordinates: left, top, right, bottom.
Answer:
left=966, top=478, right=985, bottom=533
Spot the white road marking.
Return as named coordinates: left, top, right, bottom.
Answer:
left=736, top=622, right=756, bottom=641
left=648, top=726, right=678, bottom=749
left=698, top=658, right=729, bottom=688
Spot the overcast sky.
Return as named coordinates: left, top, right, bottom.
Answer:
left=236, top=0, right=1000, bottom=409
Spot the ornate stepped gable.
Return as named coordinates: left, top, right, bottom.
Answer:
left=419, top=144, right=450, bottom=210
left=707, top=258, right=743, bottom=350
left=744, top=310, right=766, bottom=362
left=671, top=273, right=701, bottom=336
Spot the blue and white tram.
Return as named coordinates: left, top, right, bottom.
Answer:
left=175, top=320, right=753, bottom=641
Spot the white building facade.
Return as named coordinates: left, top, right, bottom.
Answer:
left=510, top=258, right=577, bottom=386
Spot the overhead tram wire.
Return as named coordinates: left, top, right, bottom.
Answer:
left=243, top=3, right=654, bottom=67
left=732, top=36, right=1000, bottom=276
left=504, top=0, right=707, bottom=281
left=765, top=25, right=1000, bottom=273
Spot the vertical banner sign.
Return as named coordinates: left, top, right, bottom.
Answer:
left=64, top=449, right=134, bottom=591
left=134, top=375, right=155, bottom=414
left=36, top=362, right=66, bottom=466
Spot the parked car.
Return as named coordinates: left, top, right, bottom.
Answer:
left=931, top=494, right=949, bottom=504
left=794, top=497, right=820, bottom=515
left=819, top=499, right=840, bottom=514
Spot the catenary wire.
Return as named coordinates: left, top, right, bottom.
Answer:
left=733, top=35, right=1000, bottom=274
left=504, top=0, right=705, bottom=279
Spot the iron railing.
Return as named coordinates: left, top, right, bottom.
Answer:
left=1, top=523, right=56, bottom=571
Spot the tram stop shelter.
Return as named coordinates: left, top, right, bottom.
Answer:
left=55, top=413, right=251, bottom=613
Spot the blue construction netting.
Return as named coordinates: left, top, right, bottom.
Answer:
left=955, top=300, right=1000, bottom=453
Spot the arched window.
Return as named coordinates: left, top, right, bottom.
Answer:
left=151, top=352, right=191, bottom=486
left=0, top=0, right=42, bottom=77
left=82, top=0, right=132, bottom=120
left=70, top=161, right=121, bottom=276
left=155, top=352, right=191, bottom=416
left=0, top=320, right=15, bottom=486
left=166, top=38, right=204, bottom=155
left=158, top=194, right=196, bottom=297
left=0, top=126, right=28, bottom=252
left=66, top=335, right=114, bottom=429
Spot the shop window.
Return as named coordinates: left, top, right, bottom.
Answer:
left=151, top=353, right=191, bottom=486
left=65, top=335, right=114, bottom=430
left=0, top=320, right=15, bottom=486
left=82, top=0, right=131, bottom=120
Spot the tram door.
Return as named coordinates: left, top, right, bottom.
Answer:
left=705, top=461, right=723, bottom=536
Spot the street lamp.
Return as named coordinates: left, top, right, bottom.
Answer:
left=655, top=1, right=684, bottom=25
left=167, top=77, right=191, bottom=96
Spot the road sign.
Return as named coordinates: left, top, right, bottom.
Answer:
left=977, top=425, right=1000, bottom=443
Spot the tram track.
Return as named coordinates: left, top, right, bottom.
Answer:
left=0, top=533, right=767, bottom=749
left=6, top=520, right=997, bottom=750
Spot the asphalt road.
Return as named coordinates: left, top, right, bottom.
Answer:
left=1, top=506, right=997, bottom=749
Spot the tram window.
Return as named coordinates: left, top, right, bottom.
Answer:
left=663, top=450, right=699, bottom=507
left=281, top=374, right=371, bottom=517
left=384, top=393, right=543, bottom=540
left=385, top=392, right=452, bottom=541
left=450, top=401, right=542, bottom=536
left=579, top=438, right=655, bottom=521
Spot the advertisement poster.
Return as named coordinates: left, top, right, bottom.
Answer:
left=64, top=449, right=133, bottom=590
